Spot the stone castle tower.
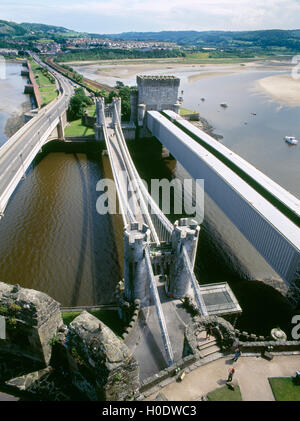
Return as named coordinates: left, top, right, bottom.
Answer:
left=130, top=75, right=181, bottom=137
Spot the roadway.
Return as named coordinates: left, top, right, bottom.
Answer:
left=0, top=54, right=74, bottom=216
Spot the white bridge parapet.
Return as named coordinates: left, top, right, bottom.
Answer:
left=147, top=110, right=300, bottom=304
left=0, top=54, right=73, bottom=217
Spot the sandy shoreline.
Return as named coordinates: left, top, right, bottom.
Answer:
left=256, top=74, right=300, bottom=106
left=88, top=62, right=248, bottom=80
left=68, top=57, right=299, bottom=107
left=4, top=101, right=31, bottom=138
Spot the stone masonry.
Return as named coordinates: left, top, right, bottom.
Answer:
left=136, top=75, right=181, bottom=136
left=65, top=311, right=140, bottom=401
left=0, top=282, right=62, bottom=365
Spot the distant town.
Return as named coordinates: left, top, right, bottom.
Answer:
left=0, top=39, right=179, bottom=57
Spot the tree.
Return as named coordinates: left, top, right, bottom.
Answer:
left=118, top=86, right=131, bottom=121
left=115, top=81, right=124, bottom=88
left=108, top=90, right=118, bottom=103
left=67, top=88, right=94, bottom=121
left=95, top=89, right=108, bottom=99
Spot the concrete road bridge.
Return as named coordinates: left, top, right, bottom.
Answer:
left=0, top=54, right=73, bottom=217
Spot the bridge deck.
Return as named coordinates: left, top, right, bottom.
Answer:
left=129, top=275, right=192, bottom=381
left=105, top=120, right=146, bottom=227
left=147, top=110, right=300, bottom=287
left=0, top=54, right=73, bottom=216
left=163, top=110, right=300, bottom=221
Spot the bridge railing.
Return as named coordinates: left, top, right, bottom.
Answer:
left=182, top=245, right=208, bottom=317
left=145, top=247, right=174, bottom=366
left=0, top=56, right=68, bottom=161
left=113, top=102, right=172, bottom=244
left=100, top=105, right=134, bottom=226
left=114, top=123, right=161, bottom=244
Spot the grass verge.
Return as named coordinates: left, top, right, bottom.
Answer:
left=29, top=58, right=58, bottom=107
left=62, top=310, right=125, bottom=339
left=180, top=107, right=198, bottom=116
left=65, top=119, right=95, bottom=137
left=269, top=377, right=300, bottom=401
left=207, top=384, right=243, bottom=401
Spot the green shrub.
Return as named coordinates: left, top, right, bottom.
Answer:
left=7, top=317, right=17, bottom=329
left=113, top=373, right=122, bottom=382
left=49, top=334, right=59, bottom=346
left=0, top=305, right=8, bottom=315
left=9, top=303, right=22, bottom=312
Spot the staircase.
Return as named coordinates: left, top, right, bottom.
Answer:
left=196, top=331, right=221, bottom=359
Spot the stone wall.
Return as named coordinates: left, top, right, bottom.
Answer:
left=137, top=76, right=180, bottom=111
left=0, top=282, right=63, bottom=365
left=184, top=314, right=300, bottom=357
left=122, top=300, right=141, bottom=344
left=82, top=113, right=95, bottom=128
left=65, top=311, right=140, bottom=401
left=184, top=315, right=237, bottom=356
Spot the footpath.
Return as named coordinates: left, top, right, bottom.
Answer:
left=146, top=354, right=300, bottom=401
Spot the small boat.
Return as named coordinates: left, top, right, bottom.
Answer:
left=284, top=136, right=298, bottom=145
left=201, top=97, right=205, bottom=101
left=220, top=103, right=228, bottom=108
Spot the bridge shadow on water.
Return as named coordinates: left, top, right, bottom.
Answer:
left=85, top=151, right=121, bottom=306
left=69, top=151, right=121, bottom=306
left=70, top=153, right=89, bottom=306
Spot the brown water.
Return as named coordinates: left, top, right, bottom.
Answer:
left=0, top=152, right=121, bottom=306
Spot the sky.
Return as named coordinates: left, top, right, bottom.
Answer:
left=1, top=0, right=300, bottom=34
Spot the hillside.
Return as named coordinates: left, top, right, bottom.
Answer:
left=1, top=18, right=300, bottom=54
left=0, top=19, right=79, bottom=39
left=0, top=20, right=28, bottom=37
left=98, top=29, right=300, bottom=49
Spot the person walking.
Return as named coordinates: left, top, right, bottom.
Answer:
left=205, top=325, right=212, bottom=340
left=233, top=347, right=241, bottom=362
left=227, top=367, right=235, bottom=382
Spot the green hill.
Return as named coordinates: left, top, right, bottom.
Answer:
left=1, top=18, right=300, bottom=54
left=0, top=19, right=80, bottom=39
left=0, top=20, right=28, bottom=37
left=98, top=29, right=300, bottom=50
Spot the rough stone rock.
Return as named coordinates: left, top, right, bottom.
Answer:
left=0, top=282, right=63, bottom=365
left=5, top=366, right=53, bottom=392
left=65, top=311, right=140, bottom=401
